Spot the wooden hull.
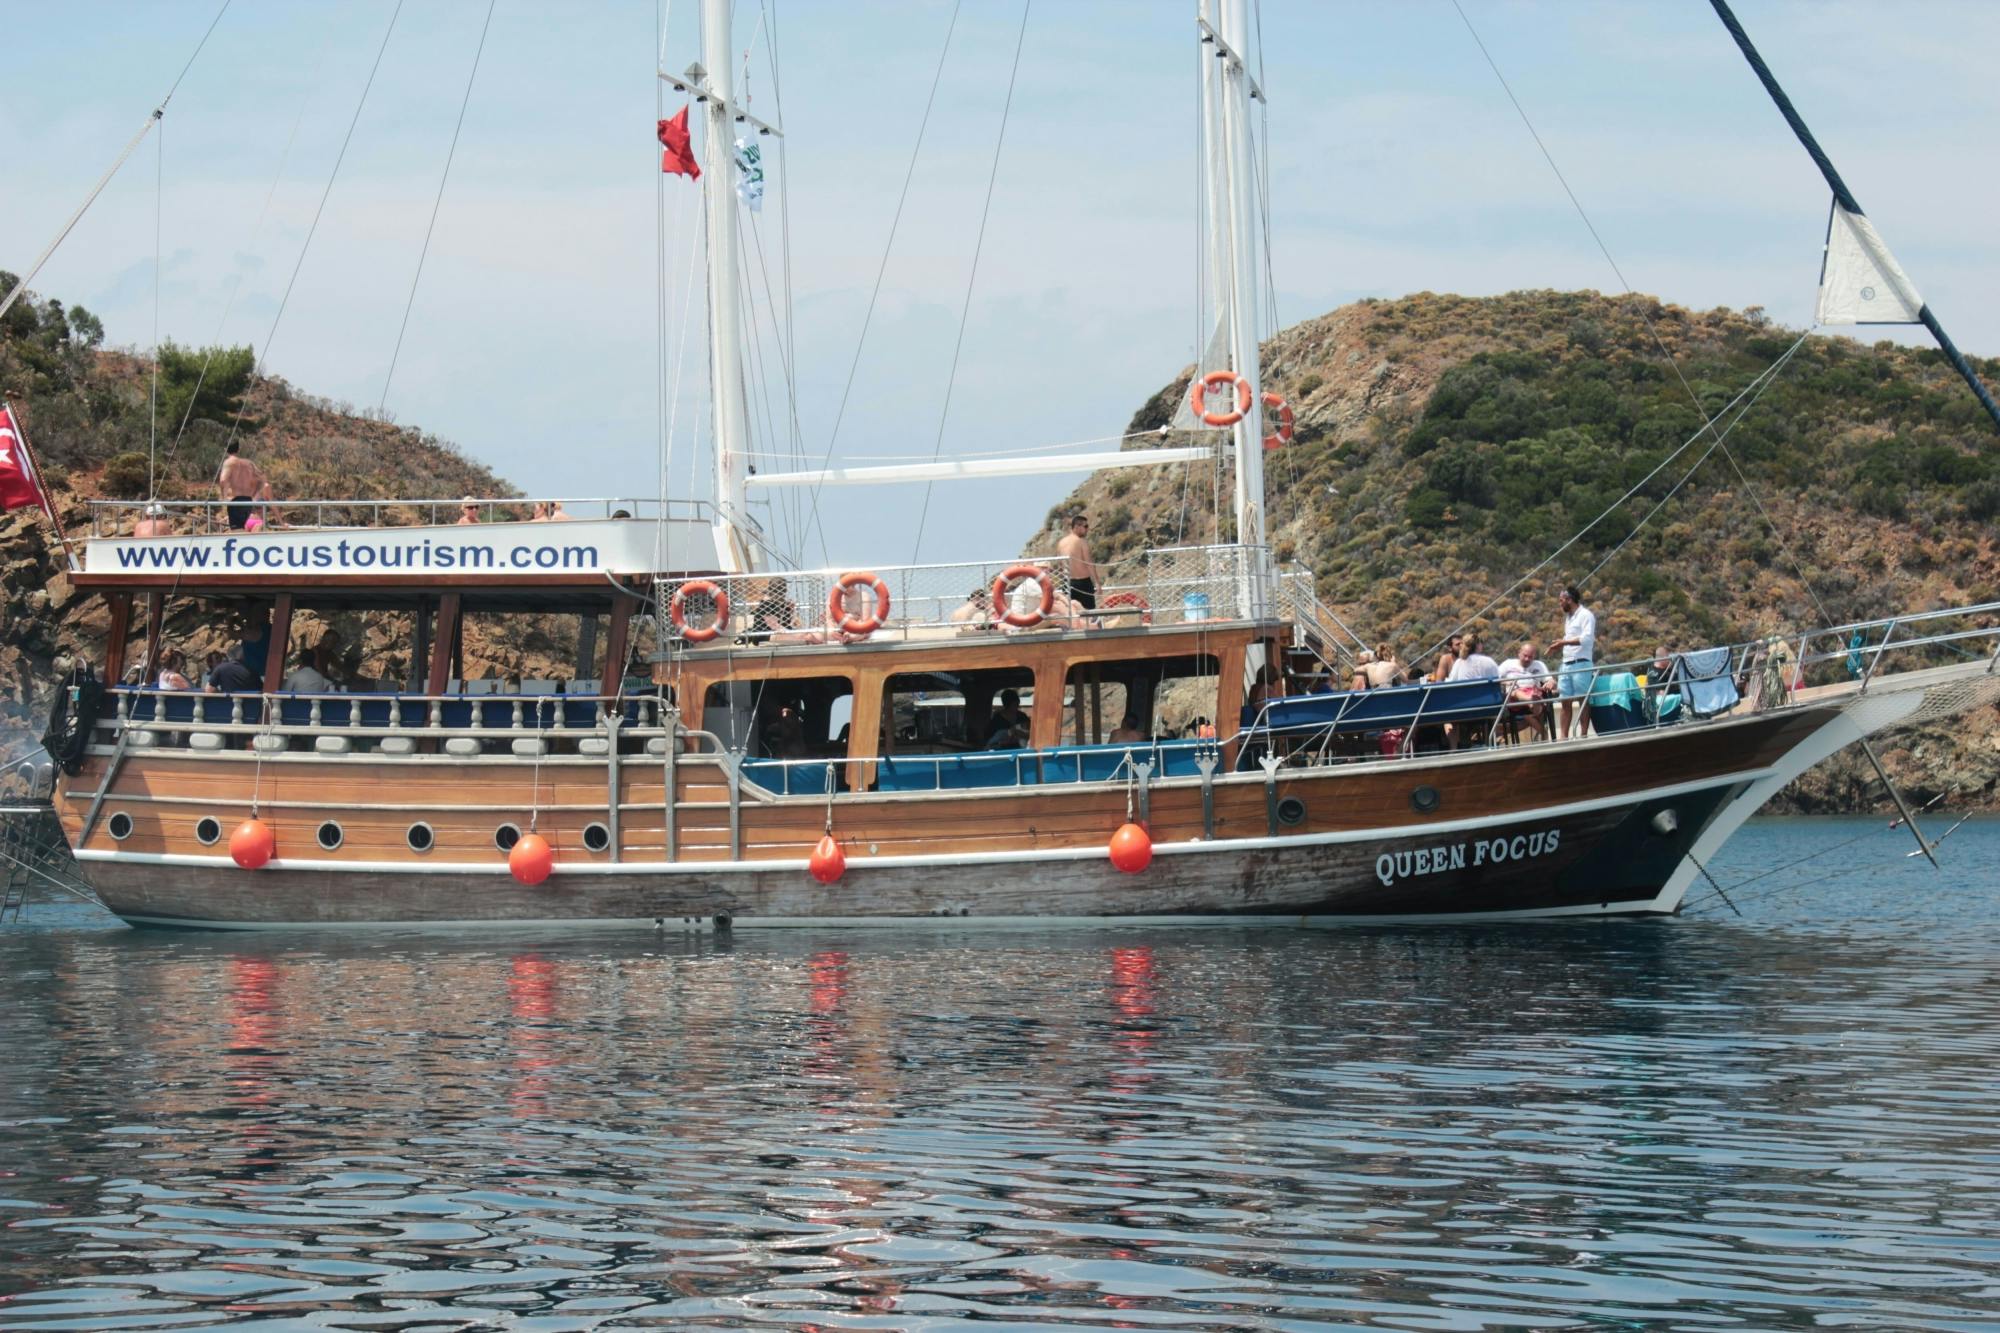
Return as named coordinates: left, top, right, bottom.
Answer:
left=54, top=705, right=1839, bottom=928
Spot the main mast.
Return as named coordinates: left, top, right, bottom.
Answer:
left=699, top=0, right=757, bottom=572
left=1216, top=0, right=1264, bottom=554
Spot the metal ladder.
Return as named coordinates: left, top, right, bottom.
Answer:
left=0, top=804, right=99, bottom=925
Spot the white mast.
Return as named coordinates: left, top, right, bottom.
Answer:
left=1215, top=0, right=1263, bottom=554
left=699, top=0, right=757, bottom=572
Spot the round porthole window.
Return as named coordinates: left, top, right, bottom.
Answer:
left=406, top=822, right=435, bottom=853
left=194, top=816, right=222, bottom=846
left=582, top=822, right=611, bottom=853
left=494, top=823, right=522, bottom=852
left=316, top=821, right=344, bottom=851
left=1276, top=796, right=1307, bottom=827
left=107, top=811, right=134, bottom=841
left=1410, top=785, right=1441, bottom=815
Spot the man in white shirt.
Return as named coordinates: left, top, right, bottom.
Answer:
left=1550, top=586, right=1597, bottom=739
left=1498, top=640, right=1554, bottom=741
left=1446, top=633, right=1501, bottom=681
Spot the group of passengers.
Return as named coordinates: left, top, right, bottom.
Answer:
left=1304, top=586, right=1606, bottom=744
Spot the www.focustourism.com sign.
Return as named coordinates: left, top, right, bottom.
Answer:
left=85, top=519, right=711, bottom=578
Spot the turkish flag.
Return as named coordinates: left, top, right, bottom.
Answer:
left=0, top=404, right=49, bottom=514
left=657, top=107, right=700, bottom=179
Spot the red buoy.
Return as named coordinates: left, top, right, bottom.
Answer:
left=230, top=818, right=275, bottom=869
left=509, top=832, right=554, bottom=886
left=1109, top=822, right=1152, bottom=874
left=809, top=833, right=847, bottom=884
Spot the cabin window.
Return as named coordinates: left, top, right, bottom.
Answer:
left=1060, top=653, right=1220, bottom=744
left=882, top=665, right=1038, bottom=753
left=702, top=675, right=854, bottom=760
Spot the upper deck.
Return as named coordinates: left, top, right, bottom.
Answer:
left=74, top=496, right=722, bottom=590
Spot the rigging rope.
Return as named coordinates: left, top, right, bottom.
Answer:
left=1414, top=329, right=1810, bottom=665
left=797, top=0, right=963, bottom=567
left=1449, top=0, right=1835, bottom=627
left=379, top=0, right=495, bottom=412
left=157, top=45, right=322, bottom=481
left=908, top=0, right=1033, bottom=567
left=0, top=0, right=230, bottom=327
left=223, top=0, right=405, bottom=454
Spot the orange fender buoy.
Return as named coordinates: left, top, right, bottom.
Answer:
left=1261, top=392, right=1295, bottom=450
left=509, top=832, right=554, bottom=886
left=991, top=564, right=1054, bottom=628
left=809, top=833, right=847, bottom=884
left=1109, top=822, right=1153, bottom=874
left=1102, top=591, right=1152, bottom=625
left=230, top=818, right=275, bottom=869
left=829, top=571, right=891, bottom=638
left=1188, top=370, right=1252, bottom=427
left=669, top=579, right=730, bottom=643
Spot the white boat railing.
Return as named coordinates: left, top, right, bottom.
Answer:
left=651, top=543, right=1284, bottom=649
left=87, top=496, right=712, bottom=537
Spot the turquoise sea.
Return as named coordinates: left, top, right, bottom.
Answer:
left=0, top=816, right=1996, bottom=1329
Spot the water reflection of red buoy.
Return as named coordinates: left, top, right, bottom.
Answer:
left=1108, top=822, right=1152, bottom=873
left=809, top=833, right=846, bottom=884
left=230, top=818, right=275, bottom=869
left=509, top=833, right=554, bottom=885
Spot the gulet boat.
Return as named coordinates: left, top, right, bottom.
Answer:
left=34, top=0, right=2000, bottom=929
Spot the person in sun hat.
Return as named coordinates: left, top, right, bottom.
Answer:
left=457, top=496, right=480, bottom=525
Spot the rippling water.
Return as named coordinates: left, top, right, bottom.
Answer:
left=2, top=817, right=1998, bottom=1330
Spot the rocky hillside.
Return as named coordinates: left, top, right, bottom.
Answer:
left=0, top=277, right=567, bottom=764
left=1034, top=290, right=2000, bottom=813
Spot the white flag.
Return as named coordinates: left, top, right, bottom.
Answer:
left=733, top=137, right=765, bottom=214
left=1816, top=202, right=1921, bottom=326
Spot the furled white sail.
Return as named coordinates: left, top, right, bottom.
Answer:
left=1816, top=202, right=1921, bottom=326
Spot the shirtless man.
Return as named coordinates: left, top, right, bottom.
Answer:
left=216, top=441, right=270, bottom=531
left=1056, top=513, right=1097, bottom=611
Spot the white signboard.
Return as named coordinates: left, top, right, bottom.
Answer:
left=85, top=518, right=719, bottom=579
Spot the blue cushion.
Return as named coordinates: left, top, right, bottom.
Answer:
left=278, top=696, right=313, bottom=727
left=1255, top=681, right=1507, bottom=734
left=125, top=692, right=157, bottom=722
left=160, top=694, right=197, bottom=723
left=562, top=699, right=604, bottom=729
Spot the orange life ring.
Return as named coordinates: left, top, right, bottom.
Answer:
left=1188, top=370, right=1252, bottom=427
left=829, top=570, right=891, bottom=637
left=1262, top=392, right=1294, bottom=450
left=991, top=564, right=1054, bottom=628
left=1102, top=591, right=1152, bottom=625
left=669, top=579, right=730, bottom=643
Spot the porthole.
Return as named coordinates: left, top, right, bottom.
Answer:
left=582, top=822, right=611, bottom=853
left=1276, top=796, right=1307, bottom=827
left=406, top=822, right=435, bottom=853
left=194, top=816, right=222, bottom=846
left=1410, top=785, right=1441, bottom=815
left=494, top=823, right=522, bottom=852
left=107, top=811, right=134, bottom=841
left=316, top=821, right=344, bottom=851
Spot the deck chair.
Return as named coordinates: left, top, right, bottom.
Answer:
left=1676, top=647, right=1739, bottom=718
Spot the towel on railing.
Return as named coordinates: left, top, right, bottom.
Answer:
left=1676, top=647, right=1739, bottom=717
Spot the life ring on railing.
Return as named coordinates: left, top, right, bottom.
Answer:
left=1101, top=591, right=1152, bottom=625
left=669, top=579, right=730, bottom=643
left=1261, top=392, right=1294, bottom=450
left=829, top=570, right=891, bottom=637
left=1188, top=371, right=1252, bottom=427
left=991, top=564, right=1054, bottom=628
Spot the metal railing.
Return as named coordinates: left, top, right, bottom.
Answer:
left=97, top=685, right=685, bottom=753
left=653, top=543, right=1286, bottom=649
left=88, top=496, right=712, bottom=537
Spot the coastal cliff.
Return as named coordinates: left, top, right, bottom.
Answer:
left=1032, top=290, right=2000, bottom=813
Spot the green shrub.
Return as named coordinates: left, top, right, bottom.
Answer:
left=102, top=451, right=152, bottom=499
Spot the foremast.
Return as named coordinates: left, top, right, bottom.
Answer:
left=697, top=0, right=758, bottom=573
left=1198, top=0, right=1269, bottom=601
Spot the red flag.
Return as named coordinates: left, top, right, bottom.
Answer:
left=0, top=404, right=49, bottom=514
left=657, top=106, right=700, bottom=179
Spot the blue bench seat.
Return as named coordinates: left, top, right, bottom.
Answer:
left=1248, top=680, right=1509, bottom=734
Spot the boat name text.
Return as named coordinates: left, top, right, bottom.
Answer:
left=1375, top=828, right=1561, bottom=886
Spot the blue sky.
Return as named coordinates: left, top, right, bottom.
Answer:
left=4, top=1, right=1997, bottom=567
